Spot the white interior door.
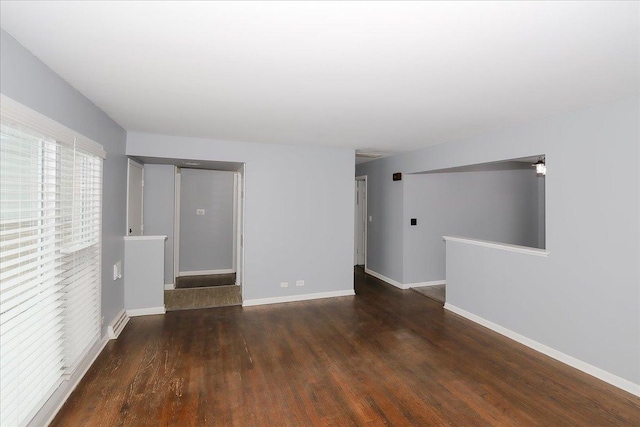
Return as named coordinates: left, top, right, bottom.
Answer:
left=126, top=159, right=144, bottom=236
left=354, top=178, right=366, bottom=266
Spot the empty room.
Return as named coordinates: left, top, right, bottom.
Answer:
left=0, top=1, right=639, bottom=426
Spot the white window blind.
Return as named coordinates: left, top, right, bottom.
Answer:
left=0, top=96, right=105, bottom=427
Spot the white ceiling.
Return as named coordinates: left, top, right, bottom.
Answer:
left=1, top=1, right=638, bottom=154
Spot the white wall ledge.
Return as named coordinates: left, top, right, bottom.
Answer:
left=443, top=235, right=549, bottom=257
left=124, top=235, right=167, bottom=241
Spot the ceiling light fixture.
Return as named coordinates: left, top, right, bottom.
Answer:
left=533, top=157, right=546, bottom=177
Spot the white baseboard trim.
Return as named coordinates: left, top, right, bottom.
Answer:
left=407, top=280, right=446, bottom=288
left=107, top=309, right=129, bottom=339
left=36, top=335, right=110, bottom=427
left=364, top=268, right=409, bottom=289
left=243, top=290, right=355, bottom=307
left=164, top=283, right=175, bottom=290
left=444, top=303, right=640, bottom=397
left=126, top=306, right=166, bottom=317
left=178, top=269, right=234, bottom=277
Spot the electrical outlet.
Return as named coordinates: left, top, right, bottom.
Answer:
left=196, top=209, right=205, bottom=215
left=280, top=282, right=289, bottom=288
left=296, top=280, right=304, bottom=287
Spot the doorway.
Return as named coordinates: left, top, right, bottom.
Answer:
left=167, top=164, right=245, bottom=311
left=354, top=176, right=367, bottom=267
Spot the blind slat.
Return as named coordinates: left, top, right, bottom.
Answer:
left=0, top=260, right=64, bottom=291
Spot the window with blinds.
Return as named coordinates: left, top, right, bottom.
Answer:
left=0, top=96, right=105, bottom=427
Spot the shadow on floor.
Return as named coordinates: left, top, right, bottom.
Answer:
left=410, top=284, right=445, bottom=304
left=176, top=273, right=236, bottom=289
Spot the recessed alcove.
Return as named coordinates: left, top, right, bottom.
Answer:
left=403, top=155, right=546, bottom=285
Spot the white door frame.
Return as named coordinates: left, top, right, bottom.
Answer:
left=355, top=175, right=367, bottom=268
left=232, top=172, right=238, bottom=273
left=236, top=165, right=245, bottom=289
left=172, top=165, right=245, bottom=290
left=126, top=159, right=144, bottom=236
left=173, top=166, right=181, bottom=285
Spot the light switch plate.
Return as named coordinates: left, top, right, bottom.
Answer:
left=113, top=261, right=122, bottom=280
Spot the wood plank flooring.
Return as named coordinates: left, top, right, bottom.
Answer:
left=52, top=269, right=640, bottom=426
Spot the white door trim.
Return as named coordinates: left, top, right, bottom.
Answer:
left=236, top=165, right=245, bottom=289
left=126, top=159, right=144, bottom=236
left=232, top=172, right=238, bottom=273
left=173, top=167, right=181, bottom=285
left=355, top=175, right=367, bottom=268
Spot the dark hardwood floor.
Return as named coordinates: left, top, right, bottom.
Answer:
left=52, top=269, right=640, bottom=426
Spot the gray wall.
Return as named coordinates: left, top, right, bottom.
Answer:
left=127, top=133, right=355, bottom=301
left=179, top=169, right=235, bottom=273
left=402, top=166, right=541, bottom=284
left=0, top=30, right=127, bottom=336
left=357, top=96, right=640, bottom=387
left=124, top=238, right=165, bottom=311
left=142, top=164, right=175, bottom=284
